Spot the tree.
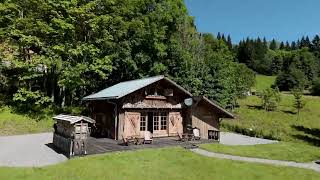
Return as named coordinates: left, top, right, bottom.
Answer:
left=311, top=35, right=320, bottom=58
left=217, top=32, right=221, bottom=40
left=260, top=88, right=281, bottom=111
left=292, top=89, right=305, bottom=118
left=221, top=34, right=226, bottom=43
left=311, top=78, right=320, bottom=95
left=291, top=41, right=297, bottom=50
left=227, top=35, right=232, bottom=49
left=275, top=67, right=306, bottom=91
left=279, top=42, right=285, bottom=50
left=285, top=41, right=291, bottom=50
left=269, top=39, right=277, bottom=50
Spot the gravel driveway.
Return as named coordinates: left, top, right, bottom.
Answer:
left=0, top=133, right=67, bottom=167
left=0, top=131, right=276, bottom=167
left=220, top=132, right=278, bottom=145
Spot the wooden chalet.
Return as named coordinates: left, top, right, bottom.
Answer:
left=83, top=75, right=234, bottom=141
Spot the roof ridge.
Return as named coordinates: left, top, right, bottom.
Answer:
left=116, top=75, right=164, bottom=85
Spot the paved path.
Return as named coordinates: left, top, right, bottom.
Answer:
left=220, top=132, right=277, bottom=145
left=190, top=148, right=320, bottom=172
left=0, top=133, right=67, bottom=167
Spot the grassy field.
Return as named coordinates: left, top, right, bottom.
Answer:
left=200, top=142, right=320, bottom=162
left=254, top=75, right=276, bottom=91
left=223, top=74, right=320, bottom=144
left=0, top=107, right=53, bottom=136
left=212, top=75, right=320, bottom=163
left=223, top=94, right=320, bottom=143
left=0, top=148, right=319, bottom=180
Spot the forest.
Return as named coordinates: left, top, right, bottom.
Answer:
left=231, top=34, right=320, bottom=93
left=1, top=0, right=319, bottom=114
left=0, top=0, right=255, bottom=113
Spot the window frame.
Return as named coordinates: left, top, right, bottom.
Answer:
left=140, top=113, right=147, bottom=131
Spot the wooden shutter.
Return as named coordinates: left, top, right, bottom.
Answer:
left=124, top=112, right=140, bottom=138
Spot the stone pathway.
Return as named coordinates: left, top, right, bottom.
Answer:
left=190, top=148, right=320, bottom=173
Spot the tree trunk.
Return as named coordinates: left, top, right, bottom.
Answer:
left=61, top=86, right=65, bottom=107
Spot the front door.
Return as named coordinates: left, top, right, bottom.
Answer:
left=152, top=112, right=168, bottom=137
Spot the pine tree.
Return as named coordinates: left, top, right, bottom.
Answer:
left=312, top=35, right=320, bottom=51
left=217, top=32, right=221, bottom=40
left=285, top=41, right=291, bottom=50
left=292, top=89, right=306, bottom=118
left=279, top=42, right=285, bottom=49
left=263, top=37, right=268, bottom=49
left=300, top=36, right=306, bottom=48
left=297, top=39, right=301, bottom=49
left=305, top=36, right=311, bottom=48
left=227, top=35, right=232, bottom=49
left=221, top=34, right=226, bottom=43
left=291, top=41, right=297, bottom=50
left=269, top=39, right=277, bottom=50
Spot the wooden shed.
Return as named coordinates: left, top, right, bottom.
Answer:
left=83, top=75, right=234, bottom=141
left=53, top=115, right=95, bottom=156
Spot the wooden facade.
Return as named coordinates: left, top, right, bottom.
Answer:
left=85, top=76, right=234, bottom=140
left=53, top=115, right=95, bottom=156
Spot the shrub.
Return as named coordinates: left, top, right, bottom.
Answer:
left=13, top=88, right=52, bottom=113
left=275, top=68, right=306, bottom=91
left=259, top=88, right=281, bottom=111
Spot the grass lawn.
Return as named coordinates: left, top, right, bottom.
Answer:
left=254, top=75, right=276, bottom=91
left=223, top=74, right=320, bottom=143
left=0, top=148, right=320, bottom=180
left=200, top=142, right=320, bottom=163
left=223, top=93, right=320, bottom=143
left=0, top=107, right=53, bottom=136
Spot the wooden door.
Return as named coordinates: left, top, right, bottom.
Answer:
left=123, top=112, right=140, bottom=138
left=152, top=112, right=168, bottom=137
left=169, top=112, right=183, bottom=136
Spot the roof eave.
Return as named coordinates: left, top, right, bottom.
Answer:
left=163, top=77, right=193, bottom=97
left=201, top=96, right=235, bottom=119
left=82, top=96, right=118, bottom=101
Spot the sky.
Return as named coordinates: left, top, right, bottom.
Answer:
left=185, top=0, right=320, bottom=43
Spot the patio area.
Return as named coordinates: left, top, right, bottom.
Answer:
left=86, top=136, right=216, bottom=155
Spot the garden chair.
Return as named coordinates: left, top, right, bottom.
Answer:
left=143, top=131, right=153, bottom=144
left=193, top=128, right=201, bottom=140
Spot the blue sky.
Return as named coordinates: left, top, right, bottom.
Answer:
left=185, top=0, right=320, bottom=43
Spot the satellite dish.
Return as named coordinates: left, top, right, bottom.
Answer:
left=184, top=98, right=193, bottom=106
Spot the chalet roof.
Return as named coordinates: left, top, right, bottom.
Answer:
left=53, top=114, right=96, bottom=124
left=82, top=75, right=192, bottom=101
left=82, top=75, right=233, bottom=119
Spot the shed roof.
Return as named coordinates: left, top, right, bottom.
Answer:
left=194, top=96, right=234, bottom=119
left=53, top=114, right=95, bottom=124
left=83, top=75, right=192, bottom=101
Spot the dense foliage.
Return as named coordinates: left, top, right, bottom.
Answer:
left=235, top=35, right=320, bottom=92
left=0, top=0, right=255, bottom=110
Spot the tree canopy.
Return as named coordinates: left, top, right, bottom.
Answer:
left=0, top=0, right=255, bottom=110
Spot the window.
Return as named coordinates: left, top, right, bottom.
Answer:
left=153, top=112, right=159, bottom=130
left=160, top=112, right=167, bottom=130
left=140, top=113, right=147, bottom=131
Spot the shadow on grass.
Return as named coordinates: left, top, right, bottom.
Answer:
left=246, top=105, right=264, bottom=110
left=281, top=110, right=296, bottom=115
left=292, top=125, right=320, bottom=146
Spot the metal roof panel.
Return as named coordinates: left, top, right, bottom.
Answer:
left=83, top=75, right=165, bottom=100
